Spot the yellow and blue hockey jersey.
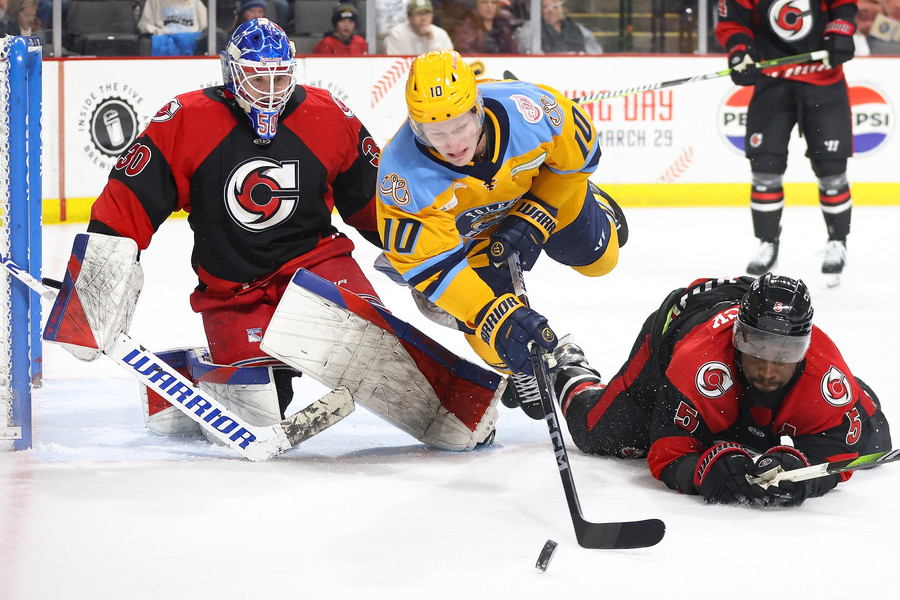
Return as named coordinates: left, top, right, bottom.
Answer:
left=377, top=80, right=601, bottom=327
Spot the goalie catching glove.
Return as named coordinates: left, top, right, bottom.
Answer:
left=474, top=293, right=557, bottom=376
left=489, top=196, right=558, bottom=271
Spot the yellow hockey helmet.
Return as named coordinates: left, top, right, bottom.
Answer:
left=406, top=50, right=484, bottom=144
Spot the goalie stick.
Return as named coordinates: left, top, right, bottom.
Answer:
left=1, top=254, right=354, bottom=461
left=507, top=254, right=665, bottom=549
left=748, top=448, right=900, bottom=489
left=571, top=50, right=829, bottom=105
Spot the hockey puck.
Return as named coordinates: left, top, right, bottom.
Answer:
left=535, top=539, right=558, bottom=571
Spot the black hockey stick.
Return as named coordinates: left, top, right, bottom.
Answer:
left=748, top=448, right=900, bottom=489
left=572, top=50, right=828, bottom=105
left=507, top=254, right=665, bottom=549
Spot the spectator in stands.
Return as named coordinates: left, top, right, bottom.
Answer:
left=385, top=0, right=454, bottom=54
left=7, top=0, right=45, bottom=39
left=231, top=0, right=266, bottom=32
left=451, top=0, right=517, bottom=54
left=376, top=0, right=409, bottom=52
left=0, top=1, right=10, bottom=36
left=138, top=0, right=208, bottom=35
left=35, top=0, right=66, bottom=34
left=868, top=0, right=900, bottom=54
left=313, top=3, right=369, bottom=55
left=139, top=0, right=208, bottom=55
left=515, top=0, right=602, bottom=54
left=856, top=0, right=882, bottom=54
left=451, top=0, right=516, bottom=53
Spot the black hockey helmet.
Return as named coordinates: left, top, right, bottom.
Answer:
left=732, top=273, right=813, bottom=363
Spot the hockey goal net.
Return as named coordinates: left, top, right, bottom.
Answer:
left=0, top=36, right=43, bottom=451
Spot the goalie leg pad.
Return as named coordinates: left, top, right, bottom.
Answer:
left=261, top=269, right=503, bottom=451
left=185, top=348, right=285, bottom=427
left=44, top=233, right=143, bottom=360
left=140, top=348, right=201, bottom=436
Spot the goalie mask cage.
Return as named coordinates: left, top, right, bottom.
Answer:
left=0, top=36, right=43, bottom=451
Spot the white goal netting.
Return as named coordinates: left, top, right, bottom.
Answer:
left=0, top=36, right=15, bottom=449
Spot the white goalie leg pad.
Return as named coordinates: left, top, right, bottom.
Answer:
left=139, top=348, right=202, bottom=436
left=420, top=388, right=500, bottom=450
left=185, top=349, right=283, bottom=428
left=261, top=272, right=499, bottom=451
left=44, top=233, right=143, bottom=361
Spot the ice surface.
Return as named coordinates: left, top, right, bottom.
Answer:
left=2, top=205, right=898, bottom=599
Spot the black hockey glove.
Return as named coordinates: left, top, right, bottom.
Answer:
left=694, top=443, right=767, bottom=505
left=755, top=446, right=839, bottom=507
left=474, top=294, right=557, bottom=376
left=727, top=45, right=764, bottom=87
left=824, top=19, right=856, bottom=67
left=489, top=197, right=558, bottom=271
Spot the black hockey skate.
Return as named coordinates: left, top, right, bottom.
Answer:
left=822, top=239, right=846, bottom=288
left=551, top=343, right=603, bottom=411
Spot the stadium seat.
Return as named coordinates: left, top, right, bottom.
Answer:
left=65, top=0, right=140, bottom=57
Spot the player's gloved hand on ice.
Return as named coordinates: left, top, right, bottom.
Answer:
left=727, top=45, right=764, bottom=86
left=824, top=19, right=856, bottom=68
left=474, top=294, right=557, bottom=376
left=754, top=446, right=839, bottom=507
left=489, top=197, right=558, bottom=271
left=693, top=443, right=767, bottom=505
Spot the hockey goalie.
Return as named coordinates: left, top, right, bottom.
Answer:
left=42, top=19, right=501, bottom=454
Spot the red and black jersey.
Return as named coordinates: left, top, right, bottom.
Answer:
left=89, top=85, right=381, bottom=294
left=715, top=0, right=858, bottom=86
left=647, top=279, right=881, bottom=492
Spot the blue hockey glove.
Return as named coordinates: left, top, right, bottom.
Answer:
left=824, top=19, right=856, bottom=67
left=474, top=294, right=557, bottom=375
left=489, top=197, right=558, bottom=271
left=727, top=45, right=764, bottom=87
left=694, top=443, right=767, bottom=505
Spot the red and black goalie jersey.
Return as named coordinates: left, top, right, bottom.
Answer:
left=88, top=85, right=382, bottom=294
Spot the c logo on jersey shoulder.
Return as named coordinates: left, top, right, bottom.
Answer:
left=380, top=173, right=410, bottom=206
left=695, top=361, right=734, bottom=398
left=330, top=92, right=354, bottom=118
left=768, top=0, right=814, bottom=41
left=151, top=99, right=182, bottom=123
left=225, top=158, right=300, bottom=231
left=821, top=366, right=852, bottom=406
left=511, top=94, right=542, bottom=123
left=362, top=136, right=380, bottom=167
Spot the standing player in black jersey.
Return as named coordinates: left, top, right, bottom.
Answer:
left=44, top=19, right=501, bottom=452
left=716, top=0, right=858, bottom=284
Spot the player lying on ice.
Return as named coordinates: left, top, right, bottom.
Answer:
left=374, top=49, right=627, bottom=417
left=42, top=19, right=502, bottom=453
left=551, top=273, right=892, bottom=507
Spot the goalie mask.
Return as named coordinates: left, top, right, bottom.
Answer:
left=221, top=18, right=296, bottom=141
